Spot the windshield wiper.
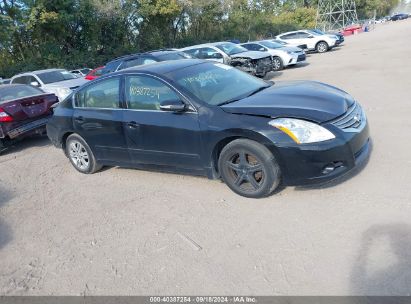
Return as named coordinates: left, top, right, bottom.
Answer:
left=218, top=85, right=271, bottom=106
left=246, top=85, right=271, bottom=97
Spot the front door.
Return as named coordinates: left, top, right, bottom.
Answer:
left=122, top=74, right=203, bottom=169
left=73, top=76, right=129, bottom=163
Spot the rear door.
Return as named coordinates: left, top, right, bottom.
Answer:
left=122, top=74, right=202, bottom=169
left=72, top=76, right=129, bottom=163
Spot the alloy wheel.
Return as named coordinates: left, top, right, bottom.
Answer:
left=225, top=151, right=265, bottom=193
left=69, top=140, right=90, bottom=171
left=273, top=58, right=282, bottom=71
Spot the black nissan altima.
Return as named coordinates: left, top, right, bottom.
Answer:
left=47, top=59, right=370, bottom=198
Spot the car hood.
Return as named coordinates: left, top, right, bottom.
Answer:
left=280, top=46, right=303, bottom=52
left=231, top=51, right=270, bottom=60
left=44, top=77, right=88, bottom=90
left=221, top=81, right=355, bottom=123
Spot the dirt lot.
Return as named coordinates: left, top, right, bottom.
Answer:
left=1, top=20, right=411, bottom=296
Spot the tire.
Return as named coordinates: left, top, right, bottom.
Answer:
left=316, top=41, right=329, bottom=53
left=272, top=56, right=284, bottom=71
left=218, top=139, right=281, bottom=198
left=65, top=134, right=102, bottom=174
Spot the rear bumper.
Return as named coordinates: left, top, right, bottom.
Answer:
left=1, top=117, right=50, bottom=139
left=274, top=121, right=371, bottom=186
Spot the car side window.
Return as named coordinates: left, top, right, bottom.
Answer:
left=199, top=48, right=222, bottom=59
left=184, top=48, right=201, bottom=58
left=297, top=32, right=310, bottom=38
left=75, top=77, right=120, bottom=109
left=12, top=76, right=28, bottom=84
left=125, top=75, right=180, bottom=111
left=281, top=33, right=296, bottom=40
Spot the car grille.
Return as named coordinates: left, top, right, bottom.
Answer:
left=331, top=102, right=364, bottom=130
left=297, top=54, right=306, bottom=62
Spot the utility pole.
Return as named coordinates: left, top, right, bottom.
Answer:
left=316, top=0, right=359, bottom=31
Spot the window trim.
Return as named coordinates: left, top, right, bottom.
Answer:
left=122, top=73, right=197, bottom=113
left=72, top=75, right=122, bottom=110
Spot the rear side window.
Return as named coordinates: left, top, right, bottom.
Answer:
left=280, top=33, right=297, bottom=40
left=125, top=75, right=180, bottom=111
left=102, top=61, right=122, bottom=74
left=75, top=77, right=120, bottom=109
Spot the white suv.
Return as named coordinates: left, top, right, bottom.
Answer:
left=276, top=30, right=338, bottom=53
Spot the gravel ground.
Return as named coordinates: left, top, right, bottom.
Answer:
left=1, top=20, right=411, bottom=296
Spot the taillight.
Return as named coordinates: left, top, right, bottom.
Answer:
left=0, top=108, right=13, bottom=122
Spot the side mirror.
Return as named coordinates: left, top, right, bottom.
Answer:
left=30, top=81, right=40, bottom=87
left=160, top=99, right=186, bottom=112
left=308, top=35, right=314, bottom=38
left=259, top=47, right=267, bottom=52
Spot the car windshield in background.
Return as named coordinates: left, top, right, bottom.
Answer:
left=37, top=70, right=77, bottom=84
left=168, top=62, right=269, bottom=106
left=216, top=43, right=248, bottom=55
left=81, top=69, right=91, bottom=74
left=0, top=85, right=44, bottom=104
left=260, top=41, right=283, bottom=49
left=156, top=52, right=192, bottom=61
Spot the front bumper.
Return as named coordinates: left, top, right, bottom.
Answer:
left=288, top=53, right=306, bottom=65
left=273, top=121, right=370, bottom=186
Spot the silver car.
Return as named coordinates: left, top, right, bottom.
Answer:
left=181, top=42, right=273, bottom=77
left=10, top=69, right=88, bottom=101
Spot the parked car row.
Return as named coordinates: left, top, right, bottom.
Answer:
left=0, top=27, right=367, bottom=199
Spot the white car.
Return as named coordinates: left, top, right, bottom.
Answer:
left=70, top=68, right=92, bottom=77
left=181, top=42, right=273, bottom=77
left=276, top=30, right=338, bottom=53
left=10, top=69, right=88, bottom=101
left=241, top=40, right=306, bottom=71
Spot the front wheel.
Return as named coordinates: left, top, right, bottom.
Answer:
left=218, top=139, right=281, bottom=198
left=65, top=134, right=102, bottom=174
left=316, top=41, right=329, bottom=53
left=272, top=56, right=284, bottom=71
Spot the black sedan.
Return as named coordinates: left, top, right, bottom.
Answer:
left=47, top=59, right=370, bottom=198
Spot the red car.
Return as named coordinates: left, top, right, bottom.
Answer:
left=85, top=66, right=104, bottom=81
left=0, top=84, right=58, bottom=152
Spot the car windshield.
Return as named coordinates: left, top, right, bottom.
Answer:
left=215, top=43, right=248, bottom=55
left=81, top=69, right=91, bottom=74
left=260, top=41, right=283, bottom=49
left=156, top=52, right=192, bottom=61
left=167, top=62, right=270, bottom=106
left=37, top=70, right=77, bottom=84
left=0, top=85, right=44, bottom=104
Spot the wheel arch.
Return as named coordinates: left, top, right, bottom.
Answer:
left=210, top=130, right=285, bottom=176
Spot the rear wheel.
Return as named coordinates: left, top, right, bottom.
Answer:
left=218, top=139, right=281, bottom=198
left=65, top=134, right=102, bottom=174
left=272, top=56, right=284, bottom=71
left=316, top=41, right=329, bottom=53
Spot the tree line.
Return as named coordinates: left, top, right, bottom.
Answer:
left=0, top=0, right=402, bottom=78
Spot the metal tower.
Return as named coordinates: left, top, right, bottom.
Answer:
left=316, top=0, right=359, bottom=31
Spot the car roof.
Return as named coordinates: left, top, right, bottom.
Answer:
left=14, top=69, right=65, bottom=77
left=109, top=59, right=206, bottom=76
left=0, top=84, right=30, bottom=89
left=107, top=50, right=184, bottom=64
left=181, top=42, right=233, bottom=50
left=278, top=30, right=306, bottom=36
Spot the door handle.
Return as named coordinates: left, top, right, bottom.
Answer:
left=127, top=121, right=139, bottom=129
left=74, top=116, right=84, bottom=123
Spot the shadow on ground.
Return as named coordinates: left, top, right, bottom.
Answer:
left=0, top=135, right=50, bottom=156
left=351, top=223, right=411, bottom=296
left=0, top=185, right=13, bottom=249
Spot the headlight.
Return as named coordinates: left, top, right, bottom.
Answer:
left=269, top=118, right=335, bottom=144
left=51, top=87, right=72, bottom=100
